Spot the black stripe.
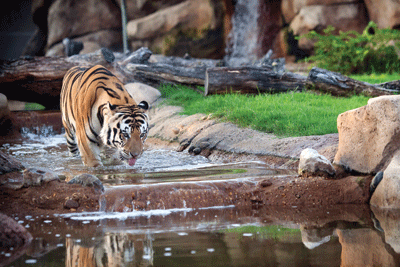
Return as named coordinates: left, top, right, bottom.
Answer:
left=97, top=86, right=121, bottom=99
left=97, top=104, right=106, bottom=126
left=80, top=67, right=113, bottom=87
left=115, top=83, right=124, bottom=91
left=107, top=128, right=112, bottom=146
left=86, top=132, right=99, bottom=145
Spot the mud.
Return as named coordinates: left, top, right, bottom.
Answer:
left=0, top=171, right=373, bottom=219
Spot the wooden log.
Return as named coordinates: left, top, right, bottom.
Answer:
left=204, top=67, right=307, bottom=96
left=376, top=79, right=400, bottom=91
left=126, top=63, right=206, bottom=88
left=0, top=48, right=151, bottom=109
left=307, top=67, right=398, bottom=97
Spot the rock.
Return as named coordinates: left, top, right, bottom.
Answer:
left=298, top=148, right=335, bottom=177
left=127, top=0, right=225, bottom=58
left=289, top=3, right=368, bottom=51
left=64, top=199, right=79, bottom=209
left=124, top=82, right=161, bottom=105
left=62, top=38, right=83, bottom=57
left=371, top=207, right=400, bottom=254
left=0, top=93, right=12, bottom=136
left=68, top=174, right=104, bottom=192
left=46, top=29, right=122, bottom=57
left=370, top=171, right=383, bottom=195
left=0, top=151, right=24, bottom=175
left=337, top=227, right=396, bottom=266
left=281, top=0, right=362, bottom=24
left=334, top=95, right=400, bottom=174
left=364, top=0, right=400, bottom=29
left=47, top=0, right=121, bottom=48
left=370, top=151, right=400, bottom=209
left=0, top=93, right=9, bottom=118
left=23, top=168, right=60, bottom=187
left=0, top=212, right=32, bottom=248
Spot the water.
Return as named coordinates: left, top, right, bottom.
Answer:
left=2, top=132, right=400, bottom=266
left=225, top=0, right=260, bottom=67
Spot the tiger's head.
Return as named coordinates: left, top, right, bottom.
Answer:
left=100, top=101, right=149, bottom=166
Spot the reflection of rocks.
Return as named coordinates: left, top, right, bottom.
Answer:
left=334, top=96, right=400, bottom=174
left=300, top=225, right=333, bottom=249
left=0, top=213, right=32, bottom=266
left=337, top=228, right=397, bottom=267
left=372, top=207, right=400, bottom=254
left=370, top=151, right=400, bottom=209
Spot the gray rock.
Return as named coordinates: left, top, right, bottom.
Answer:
left=68, top=174, right=104, bottom=192
left=125, top=82, right=161, bottom=105
left=0, top=151, right=24, bottom=175
left=23, top=168, right=59, bottom=187
left=298, top=148, right=336, bottom=177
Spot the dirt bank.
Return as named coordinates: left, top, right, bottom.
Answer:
left=0, top=167, right=372, bottom=219
left=148, top=105, right=339, bottom=167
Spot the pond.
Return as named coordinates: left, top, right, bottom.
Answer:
left=1, top=129, right=400, bottom=266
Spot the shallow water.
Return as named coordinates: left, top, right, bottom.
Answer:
left=0, top=206, right=372, bottom=267
left=2, top=132, right=400, bottom=266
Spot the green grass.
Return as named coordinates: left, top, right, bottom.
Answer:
left=350, top=73, right=400, bottom=84
left=160, top=84, right=369, bottom=137
left=159, top=73, right=399, bottom=137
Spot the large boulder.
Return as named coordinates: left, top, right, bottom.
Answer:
left=281, top=0, right=357, bottom=24
left=364, top=0, right=400, bottom=29
left=289, top=3, right=368, bottom=51
left=334, top=95, right=400, bottom=174
left=124, top=83, right=161, bottom=105
left=127, top=0, right=225, bottom=58
left=46, top=0, right=121, bottom=49
left=370, top=151, right=400, bottom=209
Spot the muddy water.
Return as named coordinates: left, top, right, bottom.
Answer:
left=2, top=132, right=400, bottom=266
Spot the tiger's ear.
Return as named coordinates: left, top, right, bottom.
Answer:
left=138, top=101, right=149, bottom=111
left=105, top=102, right=117, bottom=114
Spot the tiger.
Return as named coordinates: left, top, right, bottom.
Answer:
left=60, top=65, right=149, bottom=167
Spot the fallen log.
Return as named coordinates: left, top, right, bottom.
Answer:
left=0, top=48, right=151, bottom=109
left=307, top=67, right=398, bottom=97
left=204, top=67, right=307, bottom=96
left=376, top=79, right=400, bottom=91
left=126, top=63, right=206, bottom=88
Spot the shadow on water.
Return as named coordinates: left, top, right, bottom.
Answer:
left=2, top=132, right=400, bottom=266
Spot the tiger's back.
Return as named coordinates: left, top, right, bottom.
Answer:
left=60, top=65, right=149, bottom=167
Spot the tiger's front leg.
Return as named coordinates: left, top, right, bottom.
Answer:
left=75, top=134, right=103, bottom=167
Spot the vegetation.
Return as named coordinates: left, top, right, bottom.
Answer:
left=300, top=22, right=400, bottom=75
left=159, top=84, right=370, bottom=137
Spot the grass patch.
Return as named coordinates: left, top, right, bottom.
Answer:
left=159, top=74, right=399, bottom=137
left=350, top=73, right=400, bottom=84
left=160, top=84, right=369, bottom=137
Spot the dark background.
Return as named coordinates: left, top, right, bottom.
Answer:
left=0, top=0, right=36, bottom=60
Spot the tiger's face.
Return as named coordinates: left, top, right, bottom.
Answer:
left=100, top=101, right=149, bottom=166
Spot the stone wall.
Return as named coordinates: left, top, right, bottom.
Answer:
left=23, top=0, right=400, bottom=60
